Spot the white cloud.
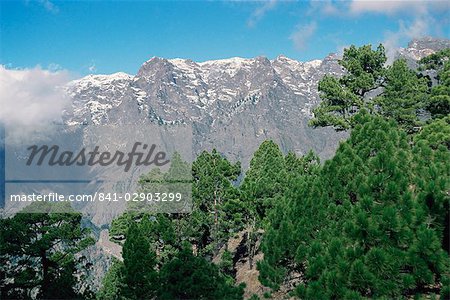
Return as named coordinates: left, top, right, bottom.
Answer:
left=383, top=16, right=431, bottom=63
left=372, top=1, right=445, bottom=63
left=321, top=3, right=340, bottom=15
left=0, top=66, right=71, bottom=128
left=308, top=0, right=340, bottom=16
left=349, top=0, right=427, bottom=15
left=33, top=0, right=59, bottom=13
left=290, top=21, right=317, bottom=50
left=306, top=0, right=446, bottom=62
left=247, top=0, right=278, bottom=27
left=308, top=0, right=447, bottom=18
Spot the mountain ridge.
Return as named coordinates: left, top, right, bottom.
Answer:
left=54, top=37, right=447, bottom=225
left=64, top=37, right=450, bottom=169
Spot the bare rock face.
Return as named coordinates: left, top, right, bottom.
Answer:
left=397, top=37, right=450, bottom=68
left=62, top=37, right=450, bottom=225
left=65, top=53, right=347, bottom=167
left=58, top=37, right=450, bottom=293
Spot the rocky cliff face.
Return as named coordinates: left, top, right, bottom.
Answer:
left=65, top=52, right=346, bottom=168
left=60, top=37, right=450, bottom=292
left=61, top=37, right=450, bottom=226
left=65, top=38, right=449, bottom=171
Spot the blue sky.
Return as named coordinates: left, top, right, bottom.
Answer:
left=1, top=0, right=449, bottom=76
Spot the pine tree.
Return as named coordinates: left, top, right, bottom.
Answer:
left=0, top=202, right=94, bottom=299
left=260, top=115, right=450, bottom=298
left=121, top=222, right=158, bottom=299
left=427, top=61, right=450, bottom=118
left=157, top=243, right=244, bottom=300
left=310, top=44, right=448, bottom=132
left=241, top=140, right=286, bottom=222
left=418, top=48, right=450, bottom=119
left=191, top=149, right=242, bottom=255
left=376, top=59, right=428, bottom=131
left=412, top=120, right=450, bottom=254
left=414, top=116, right=450, bottom=150
left=310, top=44, right=386, bottom=130
left=96, top=259, right=125, bottom=300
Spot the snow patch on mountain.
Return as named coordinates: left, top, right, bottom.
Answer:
left=65, top=72, right=133, bottom=124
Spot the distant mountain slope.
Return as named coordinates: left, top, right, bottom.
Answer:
left=64, top=37, right=449, bottom=169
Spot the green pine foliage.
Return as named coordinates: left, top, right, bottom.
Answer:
left=311, top=44, right=449, bottom=133
left=257, top=150, right=321, bottom=290
left=422, top=50, right=450, bottom=119
left=241, top=140, right=286, bottom=222
left=259, top=114, right=450, bottom=299
left=105, top=218, right=244, bottom=300
left=3, top=44, right=448, bottom=300
left=0, top=202, right=95, bottom=299
left=413, top=122, right=450, bottom=255
left=121, top=222, right=158, bottom=299
left=419, top=48, right=450, bottom=73
left=414, top=116, right=450, bottom=150
left=96, top=259, right=124, bottom=300
left=428, top=78, right=450, bottom=119
left=310, top=44, right=386, bottom=130
left=158, top=243, right=245, bottom=300
left=104, top=149, right=246, bottom=299
left=376, top=59, right=429, bottom=131
left=191, top=149, right=243, bottom=255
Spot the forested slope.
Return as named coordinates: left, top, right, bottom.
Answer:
left=1, top=45, right=449, bottom=300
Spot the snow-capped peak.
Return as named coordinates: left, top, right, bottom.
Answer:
left=168, top=58, right=199, bottom=73
left=198, top=57, right=256, bottom=77
left=305, top=59, right=322, bottom=69
left=69, top=72, right=132, bottom=88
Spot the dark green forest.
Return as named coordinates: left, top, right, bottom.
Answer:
left=1, top=45, right=449, bottom=299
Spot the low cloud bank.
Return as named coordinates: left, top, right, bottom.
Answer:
left=0, top=65, right=72, bottom=128
left=0, top=65, right=74, bottom=145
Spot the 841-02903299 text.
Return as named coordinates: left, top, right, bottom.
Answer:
left=9, top=192, right=183, bottom=202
